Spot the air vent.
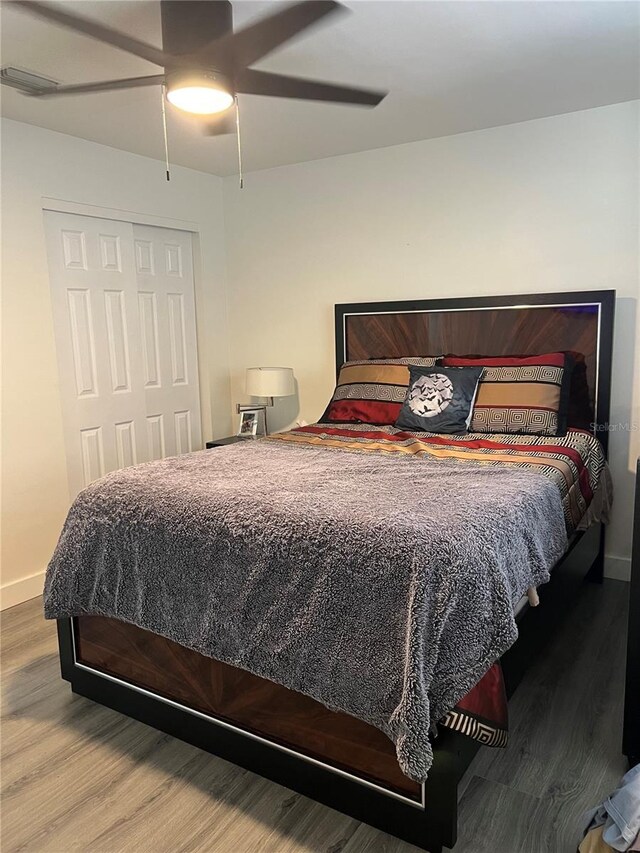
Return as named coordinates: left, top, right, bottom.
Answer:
left=0, top=66, right=58, bottom=94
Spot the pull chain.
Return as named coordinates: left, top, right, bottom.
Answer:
left=161, top=83, right=171, bottom=182
left=235, top=95, right=244, bottom=189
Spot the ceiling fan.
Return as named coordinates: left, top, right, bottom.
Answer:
left=8, top=0, right=387, bottom=141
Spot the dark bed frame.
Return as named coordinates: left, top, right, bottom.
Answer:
left=56, top=290, right=615, bottom=852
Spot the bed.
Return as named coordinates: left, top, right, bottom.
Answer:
left=47, top=290, right=615, bottom=852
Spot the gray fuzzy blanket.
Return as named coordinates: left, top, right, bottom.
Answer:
left=44, top=440, right=568, bottom=781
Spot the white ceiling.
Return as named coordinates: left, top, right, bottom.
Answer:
left=1, top=1, right=638, bottom=176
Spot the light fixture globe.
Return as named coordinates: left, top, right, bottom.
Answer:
left=166, top=70, right=233, bottom=115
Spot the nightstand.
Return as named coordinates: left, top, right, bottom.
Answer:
left=205, top=436, right=257, bottom=448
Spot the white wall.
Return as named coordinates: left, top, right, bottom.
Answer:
left=1, top=119, right=232, bottom=608
left=223, top=101, right=640, bottom=580
left=2, top=103, right=637, bottom=608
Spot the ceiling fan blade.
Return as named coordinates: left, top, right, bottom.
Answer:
left=160, top=0, right=232, bottom=57
left=25, top=74, right=166, bottom=98
left=194, top=1, right=344, bottom=71
left=237, top=69, right=386, bottom=107
left=11, top=1, right=169, bottom=67
left=201, top=113, right=236, bottom=136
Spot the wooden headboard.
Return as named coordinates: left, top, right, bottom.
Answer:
left=335, top=290, right=615, bottom=451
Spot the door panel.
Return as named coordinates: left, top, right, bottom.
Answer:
left=133, top=224, right=202, bottom=460
left=45, top=212, right=202, bottom=498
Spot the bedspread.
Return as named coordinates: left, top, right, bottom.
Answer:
left=272, top=424, right=606, bottom=536
left=44, top=426, right=603, bottom=782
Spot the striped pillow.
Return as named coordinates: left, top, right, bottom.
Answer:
left=440, top=353, right=574, bottom=436
left=322, top=357, right=438, bottom=426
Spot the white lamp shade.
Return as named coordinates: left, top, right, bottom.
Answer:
left=246, top=367, right=295, bottom=398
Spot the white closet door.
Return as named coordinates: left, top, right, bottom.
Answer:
left=133, top=224, right=201, bottom=460
left=45, top=212, right=202, bottom=498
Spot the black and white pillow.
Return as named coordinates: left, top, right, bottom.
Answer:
left=395, top=365, right=484, bottom=434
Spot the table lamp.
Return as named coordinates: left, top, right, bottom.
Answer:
left=244, top=367, right=295, bottom=435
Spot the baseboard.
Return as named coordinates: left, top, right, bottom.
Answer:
left=604, top=555, right=631, bottom=582
left=0, top=571, right=45, bottom=611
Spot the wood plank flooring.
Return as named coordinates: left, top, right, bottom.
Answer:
left=1, top=581, right=629, bottom=853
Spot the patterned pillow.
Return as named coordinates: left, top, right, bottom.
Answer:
left=440, top=352, right=575, bottom=436
left=395, top=365, right=484, bottom=434
left=322, top=357, right=438, bottom=425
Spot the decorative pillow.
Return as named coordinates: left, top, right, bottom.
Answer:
left=322, top=357, right=438, bottom=425
left=395, top=365, right=484, bottom=434
left=440, top=352, right=575, bottom=436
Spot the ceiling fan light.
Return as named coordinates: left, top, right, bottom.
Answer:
left=166, top=72, right=233, bottom=115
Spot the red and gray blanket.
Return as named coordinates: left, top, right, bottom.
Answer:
left=44, top=424, right=605, bottom=781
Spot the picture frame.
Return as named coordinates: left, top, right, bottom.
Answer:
left=237, top=409, right=260, bottom=436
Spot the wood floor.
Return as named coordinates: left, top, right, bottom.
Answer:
left=1, top=581, right=629, bottom=853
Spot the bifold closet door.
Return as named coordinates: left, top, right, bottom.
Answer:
left=45, top=211, right=202, bottom=498
left=132, top=224, right=201, bottom=461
